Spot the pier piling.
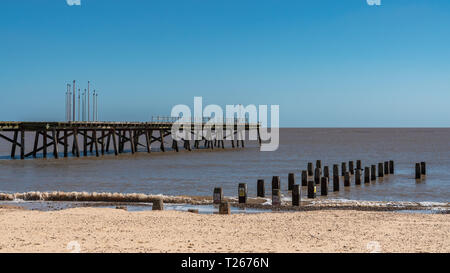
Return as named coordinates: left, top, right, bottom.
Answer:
left=288, top=173, right=295, bottom=191
left=364, top=167, right=370, bottom=183
left=344, top=172, right=351, bottom=187
left=301, top=170, right=308, bottom=186
left=307, top=180, right=316, bottom=199
left=257, top=179, right=265, bottom=198
left=213, top=187, right=223, bottom=204
left=238, top=183, right=247, bottom=204
left=292, top=184, right=300, bottom=206
left=415, top=163, right=422, bottom=179
left=321, top=177, right=328, bottom=196
left=420, top=162, right=426, bottom=175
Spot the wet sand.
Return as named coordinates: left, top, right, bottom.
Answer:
left=0, top=207, right=448, bottom=253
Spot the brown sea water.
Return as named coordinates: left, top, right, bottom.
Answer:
left=0, top=128, right=449, bottom=203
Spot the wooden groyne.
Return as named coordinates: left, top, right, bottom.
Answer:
left=0, top=120, right=261, bottom=160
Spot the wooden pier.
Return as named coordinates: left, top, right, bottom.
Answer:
left=0, top=120, right=261, bottom=160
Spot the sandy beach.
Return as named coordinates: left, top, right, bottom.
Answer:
left=0, top=207, right=448, bottom=253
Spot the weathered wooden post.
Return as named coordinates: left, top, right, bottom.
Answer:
left=389, top=160, right=394, bottom=174
left=316, top=160, right=322, bottom=175
left=378, top=163, right=384, bottom=178
left=219, top=201, right=231, bottom=215
left=341, top=162, right=347, bottom=176
left=420, top=162, right=426, bottom=175
left=272, top=176, right=280, bottom=191
left=321, top=177, right=328, bottom=196
left=415, top=163, right=422, bottom=179
left=344, top=172, right=351, bottom=187
left=349, top=161, right=355, bottom=175
left=152, top=199, right=164, bottom=210
left=384, top=161, right=389, bottom=175
left=356, top=160, right=362, bottom=170
left=371, top=165, right=377, bottom=181
left=307, top=180, right=316, bottom=199
left=301, top=170, right=308, bottom=186
left=307, top=162, right=314, bottom=176
left=257, top=179, right=265, bottom=198
left=333, top=164, right=339, bottom=192
left=355, top=169, right=362, bottom=185
left=292, top=184, right=300, bottom=206
left=288, top=173, right=295, bottom=191
left=314, top=167, right=321, bottom=185
left=316, top=160, right=322, bottom=170
left=213, top=187, right=223, bottom=204
left=323, top=166, right=330, bottom=180
left=364, top=167, right=370, bottom=183
left=272, top=189, right=281, bottom=206
left=238, top=183, right=247, bottom=204
left=272, top=176, right=281, bottom=206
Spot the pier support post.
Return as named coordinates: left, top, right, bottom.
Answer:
left=33, top=131, right=39, bottom=158
left=344, top=172, right=351, bottom=187
left=213, top=187, right=223, bottom=204
left=160, top=130, right=165, bottom=152
left=324, top=166, right=329, bottom=180
left=101, top=130, right=105, bottom=155
left=371, top=165, right=377, bottom=181
left=316, top=160, right=322, bottom=172
left=321, top=177, right=328, bottom=196
left=63, top=130, right=68, bottom=157
left=349, top=161, right=355, bottom=175
left=73, top=129, right=80, bottom=157
left=152, top=199, right=164, bottom=211
left=384, top=161, right=389, bottom=175
left=52, top=129, right=59, bottom=159
left=307, top=162, right=313, bottom=176
left=272, top=176, right=280, bottom=191
left=257, top=179, right=265, bottom=198
left=11, top=130, right=18, bottom=158
left=307, top=180, right=316, bottom=199
left=378, top=163, right=384, bottom=178
left=389, top=160, right=394, bottom=174
left=288, top=173, right=295, bottom=191
left=356, top=160, right=362, bottom=170
left=83, top=130, right=88, bottom=156
left=172, top=140, right=179, bottom=152
left=238, top=183, right=247, bottom=204
left=314, top=167, right=321, bottom=185
left=301, top=170, right=308, bottom=186
left=20, top=130, right=25, bottom=160
left=341, top=162, right=347, bottom=176
left=129, top=130, right=135, bottom=154
left=111, top=129, right=118, bottom=156
left=364, top=167, right=370, bottom=184
left=272, top=189, right=281, bottom=206
left=94, top=130, right=99, bottom=157
left=415, top=163, right=422, bottom=179
left=333, top=164, right=339, bottom=191
left=292, top=184, right=300, bottom=206
left=420, top=162, right=426, bottom=175
left=219, top=201, right=231, bottom=215
left=43, top=130, right=47, bottom=158
left=355, top=169, right=361, bottom=185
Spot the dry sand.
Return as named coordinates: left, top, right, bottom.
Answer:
left=0, top=207, right=448, bottom=253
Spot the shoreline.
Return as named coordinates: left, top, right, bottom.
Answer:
left=0, top=207, right=448, bottom=253
left=1, top=191, right=448, bottom=213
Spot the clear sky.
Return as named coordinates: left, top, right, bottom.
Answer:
left=1, top=0, right=449, bottom=127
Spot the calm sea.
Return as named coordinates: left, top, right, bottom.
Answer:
left=0, top=128, right=449, bottom=203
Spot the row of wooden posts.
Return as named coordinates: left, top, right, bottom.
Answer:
left=212, top=160, right=427, bottom=213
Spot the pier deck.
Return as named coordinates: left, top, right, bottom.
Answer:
left=0, top=121, right=261, bottom=160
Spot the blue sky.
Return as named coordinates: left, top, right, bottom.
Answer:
left=0, top=0, right=449, bottom=127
